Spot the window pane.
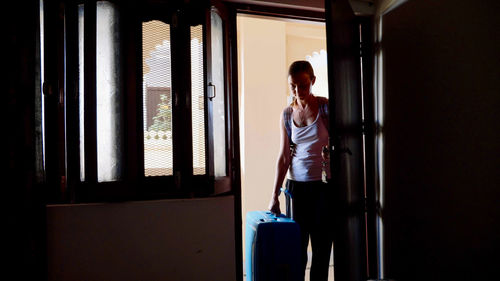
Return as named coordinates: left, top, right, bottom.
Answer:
left=96, top=1, right=123, bottom=182
left=143, top=20, right=173, bottom=176
left=210, top=12, right=226, bottom=177
left=78, top=4, right=85, bottom=181
left=191, top=25, right=206, bottom=175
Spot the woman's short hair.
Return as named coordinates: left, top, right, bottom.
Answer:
left=288, top=60, right=315, bottom=79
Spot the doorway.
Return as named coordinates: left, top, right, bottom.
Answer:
left=236, top=13, right=334, bottom=281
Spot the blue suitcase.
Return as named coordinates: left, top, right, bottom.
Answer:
left=245, top=210, right=302, bottom=281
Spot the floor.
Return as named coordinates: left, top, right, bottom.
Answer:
left=305, top=265, right=335, bottom=281
left=304, top=249, right=335, bottom=281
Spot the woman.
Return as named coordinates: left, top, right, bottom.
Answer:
left=268, top=60, right=333, bottom=281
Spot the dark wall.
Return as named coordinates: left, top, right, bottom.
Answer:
left=5, top=1, right=45, bottom=280
left=381, top=0, right=500, bottom=280
left=46, top=197, right=237, bottom=281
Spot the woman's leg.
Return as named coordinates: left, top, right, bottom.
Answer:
left=309, top=182, right=334, bottom=281
left=287, top=180, right=310, bottom=280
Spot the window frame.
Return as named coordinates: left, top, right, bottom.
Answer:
left=42, top=0, right=239, bottom=203
left=136, top=1, right=237, bottom=199
left=138, top=2, right=215, bottom=198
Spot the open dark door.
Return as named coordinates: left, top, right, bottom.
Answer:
left=325, top=0, right=367, bottom=280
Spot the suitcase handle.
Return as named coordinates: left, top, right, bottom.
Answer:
left=280, top=188, right=294, bottom=219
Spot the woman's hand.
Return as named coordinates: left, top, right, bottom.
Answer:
left=321, top=145, right=329, bottom=161
left=268, top=194, right=281, bottom=215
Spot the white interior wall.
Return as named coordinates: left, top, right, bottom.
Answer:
left=238, top=15, right=288, bottom=225
left=286, top=22, right=328, bottom=99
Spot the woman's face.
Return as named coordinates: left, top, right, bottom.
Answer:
left=288, top=72, right=315, bottom=100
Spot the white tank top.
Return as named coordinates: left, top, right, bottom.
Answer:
left=288, top=111, right=331, bottom=182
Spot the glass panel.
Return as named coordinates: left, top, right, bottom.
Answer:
left=143, top=20, right=173, bottom=176
left=78, top=4, right=85, bottom=181
left=96, top=1, right=123, bottom=182
left=210, top=11, right=226, bottom=177
left=191, top=25, right=206, bottom=175
left=36, top=0, right=45, bottom=181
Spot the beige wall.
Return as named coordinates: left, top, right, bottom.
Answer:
left=237, top=15, right=327, bottom=266
left=238, top=15, right=288, bottom=220
left=46, top=196, right=236, bottom=281
left=286, top=21, right=328, bottom=99
left=285, top=21, right=327, bottom=68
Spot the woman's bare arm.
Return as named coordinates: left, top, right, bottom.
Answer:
left=268, top=111, right=292, bottom=214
